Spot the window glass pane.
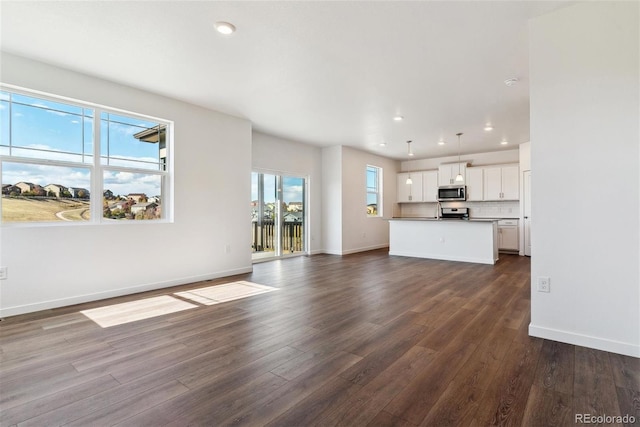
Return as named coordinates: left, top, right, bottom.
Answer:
left=5, top=93, right=90, bottom=162
left=0, top=93, right=9, bottom=150
left=366, top=165, right=382, bottom=217
left=83, top=115, right=94, bottom=164
left=100, top=112, right=165, bottom=171
left=102, top=170, right=162, bottom=220
left=1, top=162, right=91, bottom=223
left=366, top=166, right=378, bottom=192
left=262, top=174, right=277, bottom=220
left=367, top=193, right=378, bottom=216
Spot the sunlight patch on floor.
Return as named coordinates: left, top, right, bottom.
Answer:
left=175, top=281, right=279, bottom=306
left=81, top=295, right=198, bottom=328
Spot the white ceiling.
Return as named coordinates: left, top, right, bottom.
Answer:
left=0, top=1, right=573, bottom=160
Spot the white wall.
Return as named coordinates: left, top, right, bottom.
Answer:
left=252, top=131, right=323, bottom=254
left=0, top=53, right=253, bottom=317
left=341, top=146, right=398, bottom=254
left=529, top=2, right=639, bottom=357
left=321, top=146, right=343, bottom=254
left=321, top=146, right=398, bottom=255
left=401, top=148, right=519, bottom=172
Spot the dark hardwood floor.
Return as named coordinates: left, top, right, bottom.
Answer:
left=1, top=250, right=638, bottom=426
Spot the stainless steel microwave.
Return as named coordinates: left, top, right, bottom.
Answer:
left=438, top=185, right=466, bottom=201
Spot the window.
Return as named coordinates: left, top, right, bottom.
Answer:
left=366, top=165, right=382, bottom=217
left=0, top=87, right=171, bottom=224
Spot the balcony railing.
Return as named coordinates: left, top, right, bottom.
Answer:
left=252, top=220, right=304, bottom=253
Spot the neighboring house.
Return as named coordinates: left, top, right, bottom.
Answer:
left=109, top=200, right=130, bottom=211
left=127, top=193, right=147, bottom=203
left=131, top=202, right=157, bottom=215
left=287, top=202, right=303, bottom=212
left=2, top=184, right=20, bottom=195
left=69, top=187, right=90, bottom=198
left=148, top=196, right=160, bottom=204
left=14, top=182, right=35, bottom=193
left=103, top=189, right=114, bottom=199
left=44, top=184, right=68, bottom=198
left=283, top=212, right=302, bottom=222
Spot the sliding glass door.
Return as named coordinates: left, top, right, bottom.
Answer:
left=251, top=172, right=306, bottom=261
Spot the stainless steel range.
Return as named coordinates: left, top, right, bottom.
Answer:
left=440, top=207, right=469, bottom=220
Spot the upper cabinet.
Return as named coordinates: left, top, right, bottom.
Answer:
left=483, top=164, right=519, bottom=200
left=422, top=170, right=439, bottom=202
left=397, top=170, right=438, bottom=203
left=465, top=167, right=484, bottom=201
left=397, top=172, right=424, bottom=203
left=396, top=163, right=519, bottom=203
left=438, top=162, right=467, bottom=186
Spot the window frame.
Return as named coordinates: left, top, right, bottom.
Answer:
left=366, top=164, right=383, bottom=218
left=0, top=84, right=173, bottom=226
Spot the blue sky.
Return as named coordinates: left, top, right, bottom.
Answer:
left=1, top=91, right=163, bottom=196
left=251, top=173, right=304, bottom=206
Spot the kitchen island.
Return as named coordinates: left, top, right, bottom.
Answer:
left=389, top=218, right=499, bottom=264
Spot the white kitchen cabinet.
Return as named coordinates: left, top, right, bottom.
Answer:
left=422, top=170, right=439, bottom=202
left=465, top=167, right=484, bottom=201
left=397, top=172, right=423, bottom=202
left=501, top=165, right=519, bottom=200
left=498, top=219, right=519, bottom=251
left=439, top=163, right=467, bottom=186
left=483, top=164, right=519, bottom=200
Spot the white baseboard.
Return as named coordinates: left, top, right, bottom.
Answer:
left=341, top=244, right=389, bottom=255
left=309, top=249, right=327, bottom=255
left=529, top=323, right=640, bottom=358
left=317, top=245, right=388, bottom=256
left=0, top=266, right=253, bottom=318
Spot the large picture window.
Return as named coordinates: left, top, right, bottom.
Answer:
left=0, top=87, right=171, bottom=224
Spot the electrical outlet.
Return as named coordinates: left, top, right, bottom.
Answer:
left=537, top=276, right=550, bottom=293
left=0, top=266, right=7, bottom=280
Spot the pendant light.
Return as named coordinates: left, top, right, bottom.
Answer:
left=406, top=141, right=413, bottom=184
left=455, top=132, right=464, bottom=183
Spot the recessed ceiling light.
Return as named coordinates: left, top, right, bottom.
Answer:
left=215, top=21, right=236, bottom=35
left=379, top=142, right=386, bottom=147
left=484, top=124, right=494, bottom=131
left=437, top=139, right=446, bottom=145
left=500, top=140, right=509, bottom=145
left=393, top=115, right=404, bottom=121
left=504, top=78, right=518, bottom=87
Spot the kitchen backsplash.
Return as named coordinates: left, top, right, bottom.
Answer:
left=395, top=201, right=519, bottom=219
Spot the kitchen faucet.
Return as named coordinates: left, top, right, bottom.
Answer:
left=435, top=201, right=442, bottom=219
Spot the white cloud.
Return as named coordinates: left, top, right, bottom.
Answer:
left=2, top=163, right=90, bottom=189
left=102, top=170, right=161, bottom=197
left=2, top=164, right=162, bottom=198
